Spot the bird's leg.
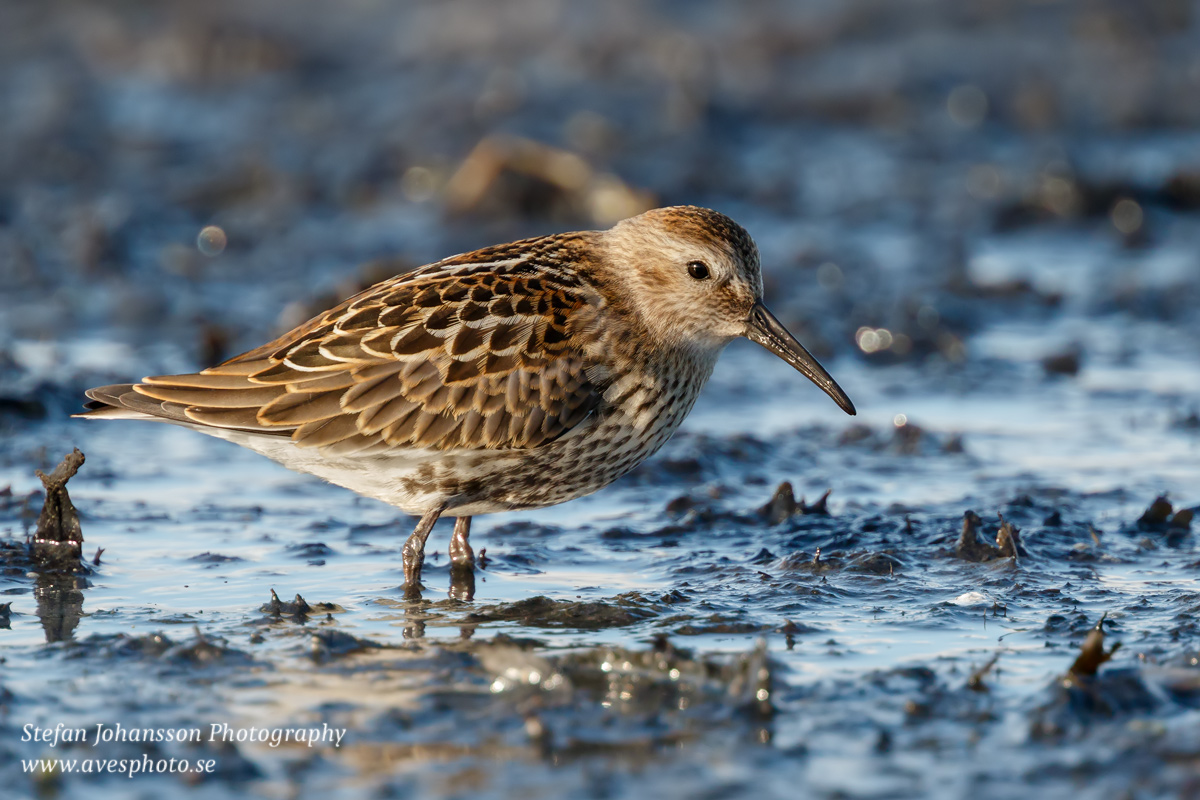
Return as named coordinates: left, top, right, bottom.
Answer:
left=447, top=516, right=476, bottom=601
left=402, top=506, right=444, bottom=593
left=448, top=516, right=474, bottom=567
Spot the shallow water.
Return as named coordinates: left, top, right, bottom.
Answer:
left=3, top=2, right=1200, bottom=798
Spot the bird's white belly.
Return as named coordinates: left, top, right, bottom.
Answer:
left=204, top=425, right=610, bottom=517
left=200, top=404, right=680, bottom=518
left=202, top=428, right=461, bottom=512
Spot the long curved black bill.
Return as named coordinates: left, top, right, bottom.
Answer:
left=745, top=301, right=856, bottom=415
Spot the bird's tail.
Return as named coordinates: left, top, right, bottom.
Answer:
left=75, top=383, right=192, bottom=424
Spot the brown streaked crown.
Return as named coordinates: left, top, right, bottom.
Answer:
left=633, top=206, right=760, bottom=276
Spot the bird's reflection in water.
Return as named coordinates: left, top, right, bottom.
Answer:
left=448, top=564, right=475, bottom=602
left=398, top=563, right=478, bottom=640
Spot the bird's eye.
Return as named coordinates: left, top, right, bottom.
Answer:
left=687, top=260, right=711, bottom=280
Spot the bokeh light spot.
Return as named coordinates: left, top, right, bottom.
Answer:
left=1110, top=197, right=1143, bottom=235
left=196, top=225, right=227, bottom=257
left=402, top=166, right=437, bottom=202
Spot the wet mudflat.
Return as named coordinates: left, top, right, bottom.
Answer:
left=3, top=2, right=1200, bottom=798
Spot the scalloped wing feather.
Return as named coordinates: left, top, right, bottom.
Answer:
left=126, top=244, right=607, bottom=454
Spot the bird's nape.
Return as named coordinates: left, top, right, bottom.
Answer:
left=743, top=301, right=856, bottom=416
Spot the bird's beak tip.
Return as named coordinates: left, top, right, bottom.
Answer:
left=745, top=302, right=857, bottom=416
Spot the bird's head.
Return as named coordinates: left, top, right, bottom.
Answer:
left=603, top=205, right=856, bottom=415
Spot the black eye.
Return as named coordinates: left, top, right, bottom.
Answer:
left=687, top=260, right=710, bottom=280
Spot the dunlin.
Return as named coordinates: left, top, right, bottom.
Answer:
left=78, top=206, right=855, bottom=592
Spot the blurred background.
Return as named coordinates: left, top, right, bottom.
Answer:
left=3, top=0, right=1198, bottom=392
left=3, top=2, right=1200, bottom=798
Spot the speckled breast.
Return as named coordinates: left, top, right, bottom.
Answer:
left=429, top=345, right=720, bottom=515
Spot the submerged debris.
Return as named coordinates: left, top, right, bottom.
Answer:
left=995, top=515, right=1025, bottom=559
left=955, top=511, right=998, bottom=561
left=311, top=629, right=384, bottom=661
left=444, top=135, right=654, bottom=226
left=1030, top=613, right=1159, bottom=737
left=777, top=548, right=840, bottom=574
left=464, top=594, right=659, bottom=630
left=166, top=627, right=254, bottom=666
left=674, top=615, right=770, bottom=636
left=966, top=653, right=1001, bottom=692
left=261, top=589, right=339, bottom=620
left=487, top=637, right=778, bottom=721
left=73, top=628, right=253, bottom=666
left=846, top=551, right=901, bottom=575
left=760, top=482, right=797, bottom=524
left=778, top=619, right=821, bottom=636
left=954, top=511, right=1026, bottom=562
left=889, top=420, right=925, bottom=455
left=758, top=483, right=831, bottom=524
left=31, top=449, right=87, bottom=571
left=1042, top=345, right=1083, bottom=376
left=1067, top=615, right=1122, bottom=679
left=0, top=485, right=24, bottom=512
left=263, top=588, right=310, bottom=616
left=1137, top=495, right=1193, bottom=531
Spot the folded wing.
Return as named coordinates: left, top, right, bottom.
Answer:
left=90, top=257, right=606, bottom=455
